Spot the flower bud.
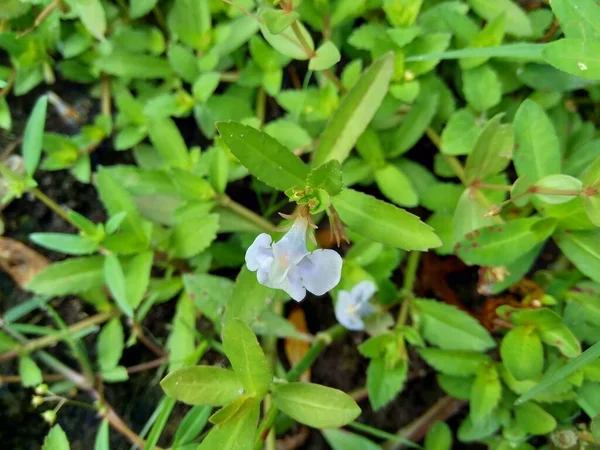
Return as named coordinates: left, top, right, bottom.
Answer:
left=41, top=410, right=56, bottom=425
left=31, top=396, right=44, bottom=407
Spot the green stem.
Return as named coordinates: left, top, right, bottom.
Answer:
left=254, top=324, right=347, bottom=449
left=0, top=311, right=117, bottom=362
left=291, top=21, right=315, bottom=57
left=31, top=187, right=79, bottom=228
left=216, top=194, right=275, bottom=232
left=347, top=422, right=420, bottom=448
left=397, top=251, right=420, bottom=325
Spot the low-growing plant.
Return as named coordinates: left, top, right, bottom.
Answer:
left=3, top=0, right=600, bottom=449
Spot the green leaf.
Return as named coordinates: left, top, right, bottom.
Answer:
left=332, top=189, right=441, bottom=251
left=167, top=0, right=211, bottom=50
left=124, top=251, right=152, bottom=309
left=167, top=294, right=195, bottom=372
left=209, top=394, right=250, bottom=425
left=441, top=109, right=481, bottom=156
left=222, top=319, right=272, bottom=398
left=130, top=0, right=157, bottom=19
left=460, top=14, right=506, bottom=69
left=405, top=33, right=452, bottom=76
left=500, top=326, right=544, bottom=381
left=22, top=95, right=48, bottom=175
left=374, top=164, right=419, bottom=207
left=43, top=425, right=70, bottom=450
left=305, top=160, right=343, bottom=197
left=95, top=167, right=150, bottom=248
left=173, top=405, right=212, bottom=446
left=452, top=188, right=495, bottom=242
left=94, top=420, right=109, bottom=450
left=18, top=355, right=43, bottom=387
left=456, top=217, right=556, bottom=266
left=312, top=53, right=395, bottom=166
left=467, top=0, right=532, bottom=37
left=224, top=266, right=274, bottom=326
left=27, top=256, right=105, bottom=296
left=197, top=399, right=259, bottom=450
left=96, top=51, right=173, bottom=79
left=104, top=254, right=133, bottom=317
left=147, top=117, right=190, bottom=169
left=170, top=214, right=219, bottom=259
left=388, top=91, right=439, bottom=157
left=542, top=38, right=600, bottom=81
left=425, top=421, right=453, bottom=450
left=514, top=402, right=557, bottom=435
left=555, top=229, right=600, bottom=284
left=217, top=121, right=308, bottom=192
left=513, top=99, right=561, bottom=183
left=367, top=358, right=407, bottom=411
left=272, top=382, right=361, bottom=428
left=415, top=299, right=496, bottom=351
left=592, top=414, right=600, bottom=442
left=462, top=64, right=502, bottom=112
left=161, top=366, right=243, bottom=406
left=144, top=397, right=176, bottom=450
left=322, top=429, right=381, bottom=450
left=470, top=364, right=501, bottom=425
left=30, top=233, right=99, bottom=255
left=418, top=348, right=488, bottom=376
left=74, top=0, right=106, bottom=40
left=464, top=114, right=514, bottom=184
left=550, top=0, right=600, bottom=40
left=97, top=318, right=124, bottom=372
left=259, top=21, right=313, bottom=60
left=260, top=8, right=299, bottom=35
left=534, top=174, right=582, bottom=204
left=309, top=41, right=341, bottom=71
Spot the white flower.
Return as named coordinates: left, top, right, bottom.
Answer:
left=245, top=216, right=343, bottom=301
left=335, top=280, right=377, bottom=331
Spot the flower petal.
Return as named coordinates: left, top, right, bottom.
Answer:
left=335, top=292, right=365, bottom=330
left=297, top=249, right=343, bottom=296
left=246, top=233, right=274, bottom=272
left=281, top=268, right=307, bottom=302
left=352, top=280, right=378, bottom=304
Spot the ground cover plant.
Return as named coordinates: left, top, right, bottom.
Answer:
left=4, top=0, right=600, bottom=449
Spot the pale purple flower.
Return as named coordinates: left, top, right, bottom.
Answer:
left=245, top=216, right=342, bottom=301
left=335, top=280, right=377, bottom=331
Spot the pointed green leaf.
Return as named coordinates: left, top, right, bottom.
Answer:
left=161, top=366, right=243, bottom=406
left=23, top=95, right=48, bottom=175
left=513, top=99, right=561, bottom=183
left=309, top=41, right=341, bottom=71
left=222, top=319, right=272, bottom=397
left=500, top=326, right=544, bottom=381
left=470, top=364, right=501, bottom=425
left=367, top=358, right=407, bottom=411
left=104, top=254, right=133, bottom=317
left=312, top=53, right=395, bottom=166
left=464, top=114, right=514, bottom=183
left=43, top=425, right=70, bottom=450
left=217, top=121, right=308, bottom=192
left=97, top=318, right=124, bottom=372
left=332, top=189, right=441, bottom=251
left=542, top=38, right=600, bottom=80
left=198, top=399, right=259, bottom=450
left=272, top=382, right=361, bottom=428
left=456, top=217, right=556, bottom=266
left=415, top=299, right=496, bottom=351
left=27, top=256, right=105, bottom=296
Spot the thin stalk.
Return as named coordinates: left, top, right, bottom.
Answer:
left=0, top=311, right=116, bottom=362
left=216, top=194, right=275, bottom=232
left=347, top=422, right=420, bottom=448
left=397, top=251, right=420, bottom=325
left=477, top=183, right=512, bottom=192
left=291, top=22, right=315, bottom=57
left=254, top=325, right=347, bottom=449
left=31, top=187, right=78, bottom=228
